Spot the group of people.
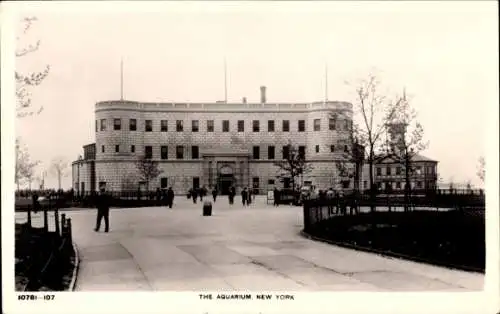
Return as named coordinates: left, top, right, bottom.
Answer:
left=187, top=186, right=210, bottom=203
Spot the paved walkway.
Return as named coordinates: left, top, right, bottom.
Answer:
left=32, top=196, right=484, bottom=291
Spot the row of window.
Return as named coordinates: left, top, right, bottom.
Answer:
left=96, top=118, right=351, bottom=133
left=376, top=165, right=436, bottom=176
left=101, top=144, right=350, bottom=159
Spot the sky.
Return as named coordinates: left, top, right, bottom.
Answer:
left=7, top=1, right=498, bottom=189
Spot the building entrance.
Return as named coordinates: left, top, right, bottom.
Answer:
left=218, top=174, right=234, bottom=195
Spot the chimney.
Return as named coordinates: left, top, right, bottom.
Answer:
left=260, top=86, right=267, bottom=104
left=242, top=97, right=247, bottom=104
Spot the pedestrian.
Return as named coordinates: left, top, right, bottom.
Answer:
left=167, top=186, right=175, bottom=209
left=212, top=187, right=218, bottom=202
left=241, top=187, right=248, bottom=206
left=247, top=188, right=252, bottom=205
left=273, top=187, right=279, bottom=207
left=94, top=186, right=111, bottom=233
left=229, top=186, right=235, bottom=205
left=326, top=188, right=335, bottom=215
left=192, top=187, right=198, bottom=204
left=199, top=187, right=204, bottom=201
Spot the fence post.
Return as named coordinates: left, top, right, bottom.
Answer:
left=55, top=208, right=60, bottom=236
left=66, top=218, right=73, bottom=245
left=27, top=206, right=32, bottom=227
left=43, top=208, right=48, bottom=232
left=61, top=214, right=66, bottom=235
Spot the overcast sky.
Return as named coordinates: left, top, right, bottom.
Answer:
left=10, top=1, right=497, bottom=189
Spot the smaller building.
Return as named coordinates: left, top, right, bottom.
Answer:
left=360, top=154, right=438, bottom=192
left=72, top=143, right=96, bottom=195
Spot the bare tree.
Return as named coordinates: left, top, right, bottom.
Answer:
left=15, top=138, right=39, bottom=191
left=135, top=155, right=163, bottom=192
left=16, top=17, right=50, bottom=118
left=50, top=157, right=69, bottom=190
left=477, top=156, right=485, bottom=183
left=384, top=89, right=428, bottom=212
left=347, top=73, right=401, bottom=212
left=274, top=144, right=313, bottom=192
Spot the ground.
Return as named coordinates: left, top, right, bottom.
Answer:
left=15, top=196, right=484, bottom=291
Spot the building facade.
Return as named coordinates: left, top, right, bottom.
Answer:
left=72, top=89, right=355, bottom=195
left=359, top=155, right=438, bottom=193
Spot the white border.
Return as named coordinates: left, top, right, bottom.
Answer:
left=2, top=2, right=499, bottom=314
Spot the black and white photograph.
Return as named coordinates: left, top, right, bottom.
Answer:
left=2, top=1, right=499, bottom=314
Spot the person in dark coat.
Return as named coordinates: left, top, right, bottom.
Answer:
left=241, top=187, right=248, bottom=206
left=212, top=187, right=218, bottom=202
left=273, top=187, right=279, bottom=207
left=247, top=188, right=252, bottom=205
left=94, top=187, right=111, bottom=232
left=167, top=187, right=175, bottom=208
left=199, top=187, right=204, bottom=201
left=229, top=186, right=235, bottom=205
left=191, top=187, right=198, bottom=204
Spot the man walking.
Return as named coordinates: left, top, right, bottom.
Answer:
left=273, top=187, right=280, bottom=207
left=192, top=187, right=198, bottom=204
left=241, top=187, right=248, bottom=206
left=167, top=186, right=175, bottom=209
left=212, top=187, right=218, bottom=202
left=94, top=185, right=111, bottom=233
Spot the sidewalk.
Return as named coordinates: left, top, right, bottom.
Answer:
left=58, top=196, right=483, bottom=291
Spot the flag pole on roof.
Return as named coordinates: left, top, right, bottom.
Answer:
left=120, top=58, right=124, bottom=101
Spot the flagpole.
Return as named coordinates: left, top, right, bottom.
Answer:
left=325, top=63, right=328, bottom=103
left=120, top=58, right=124, bottom=100
left=224, top=57, right=227, bottom=103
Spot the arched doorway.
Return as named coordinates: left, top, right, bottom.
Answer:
left=218, top=165, right=234, bottom=195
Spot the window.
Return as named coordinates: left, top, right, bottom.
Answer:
left=253, top=120, right=260, bottom=132
left=222, top=120, right=230, bottom=132
left=344, top=145, right=349, bottom=153
left=253, top=146, right=260, bottom=159
left=192, top=120, right=199, bottom=132
left=192, top=146, right=199, bottom=159
left=330, top=145, right=335, bottom=152
left=329, top=118, right=336, bottom=130
left=129, top=119, right=137, bottom=131
left=282, top=120, right=290, bottom=132
left=145, top=146, right=153, bottom=159
left=161, top=120, right=168, bottom=132
left=176, top=146, right=184, bottom=159
left=161, top=177, right=168, bottom=189
left=145, top=120, right=153, bottom=132
left=268, top=120, right=275, bottom=132
left=363, top=181, right=368, bottom=189
left=207, top=120, right=214, bottom=132
left=161, top=146, right=168, bottom=159
left=298, top=146, right=306, bottom=158
left=283, top=145, right=290, bottom=160
left=396, top=182, right=401, bottom=189
left=115, top=145, right=120, bottom=153
left=416, top=181, right=423, bottom=188
left=344, top=120, right=350, bottom=130
left=268, top=179, right=275, bottom=185
left=377, top=167, right=382, bottom=176
left=252, top=177, right=260, bottom=190
left=415, top=166, right=422, bottom=174
left=396, top=167, right=402, bottom=175
left=95, top=120, right=98, bottom=132
left=100, top=119, right=106, bottom=131
left=237, top=120, right=244, bottom=132
left=176, top=120, right=183, bottom=132
left=386, top=167, right=391, bottom=175
left=268, top=146, right=275, bottom=160
left=314, top=119, right=321, bottom=131
left=131, top=145, right=135, bottom=153
left=113, top=118, right=121, bottom=130
left=101, top=145, right=105, bottom=153
left=298, top=120, right=305, bottom=132
left=315, top=145, right=320, bottom=153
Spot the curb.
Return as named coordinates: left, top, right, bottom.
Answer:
left=300, top=230, right=484, bottom=274
left=68, top=242, right=80, bottom=291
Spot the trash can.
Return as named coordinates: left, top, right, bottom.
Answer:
left=203, top=201, right=212, bottom=216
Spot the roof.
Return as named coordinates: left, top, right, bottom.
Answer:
left=375, top=153, right=438, bottom=164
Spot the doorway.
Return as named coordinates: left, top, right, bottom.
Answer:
left=218, top=174, right=234, bottom=195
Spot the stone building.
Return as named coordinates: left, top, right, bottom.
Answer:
left=72, top=87, right=355, bottom=195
